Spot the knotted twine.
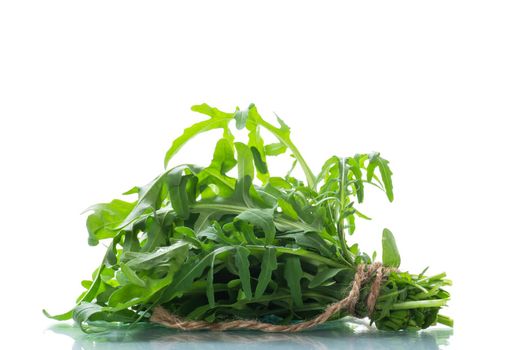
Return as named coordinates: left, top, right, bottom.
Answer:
left=150, top=262, right=394, bottom=332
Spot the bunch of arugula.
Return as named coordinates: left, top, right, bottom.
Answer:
left=44, top=104, right=452, bottom=332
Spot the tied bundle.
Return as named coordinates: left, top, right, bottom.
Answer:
left=45, top=104, right=452, bottom=333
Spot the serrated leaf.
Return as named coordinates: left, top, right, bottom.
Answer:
left=347, top=156, right=364, bottom=203
left=367, top=152, right=394, bottom=202
left=164, top=103, right=234, bottom=168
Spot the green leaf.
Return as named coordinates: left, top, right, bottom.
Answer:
left=264, top=142, right=287, bottom=156
left=234, top=246, right=252, bottom=300
left=84, top=199, right=135, bottom=246
left=42, top=309, right=73, bottom=321
left=277, top=198, right=299, bottom=220
left=254, top=247, right=278, bottom=298
left=347, top=156, right=364, bottom=203
left=308, top=267, right=345, bottom=288
left=210, top=138, right=237, bottom=174
left=233, top=105, right=249, bottom=130
left=198, top=167, right=236, bottom=199
left=141, top=216, right=166, bottom=252
left=167, top=167, right=196, bottom=220
left=367, top=152, right=394, bottom=202
left=72, top=302, right=105, bottom=330
left=121, top=241, right=189, bottom=271
left=107, top=284, right=147, bottom=307
left=244, top=106, right=270, bottom=183
left=120, top=263, right=146, bottom=287
left=234, top=142, right=254, bottom=183
left=382, top=228, right=401, bottom=268
left=280, top=232, right=335, bottom=258
left=160, top=246, right=235, bottom=302
left=235, top=208, right=276, bottom=244
left=117, top=172, right=167, bottom=229
left=240, top=105, right=315, bottom=189
left=71, top=303, right=138, bottom=332
left=164, top=103, right=234, bottom=168
left=284, top=256, right=303, bottom=307
left=250, top=146, right=268, bottom=175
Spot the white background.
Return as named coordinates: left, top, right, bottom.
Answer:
left=1, top=1, right=524, bottom=349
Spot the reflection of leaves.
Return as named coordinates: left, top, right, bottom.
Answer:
left=48, top=321, right=450, bottom=350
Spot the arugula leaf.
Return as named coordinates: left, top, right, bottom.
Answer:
left=284, top=256, right=304, bottom=307
left=308, top=267, right=346, bottom=288
left=85, top=199, right=135, bottom=246
left=255, top=247, right=277, bottom=298
left=382, top=228, right=401, bottom=268
left=160, top=246, right=235, bottom=302
left=235, top=208, right=276, bottom=245
left=167, top=167, right=196, bottom=220
left=264, top=142, right=287, bottom=156
left=367, top=152, right=394, bottom=202
left=117, top=172, right=167, bottom=229
left=164, top=103, right=234, bottom=168
left=120, top=263, right=146, bottom=287
left=234, top=246, right=252, bottom=300
left=121, top=241, right=188, bottom=271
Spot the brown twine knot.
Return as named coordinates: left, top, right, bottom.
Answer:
left=150, top=262, right=395, bottom=332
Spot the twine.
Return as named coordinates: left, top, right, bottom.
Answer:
left=150, top=262, right=394, bottom=332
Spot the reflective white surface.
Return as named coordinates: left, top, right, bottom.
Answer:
left=44, top=321, right=454, bottom=350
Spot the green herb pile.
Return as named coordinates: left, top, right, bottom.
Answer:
left=45, top=104, right=452, bottom=332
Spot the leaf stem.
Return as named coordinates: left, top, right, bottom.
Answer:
left=388, top=299, right=449, bottom=310
left=437, top=314, right=454, bottom=327
left=337, top=157, right=352, bottom=262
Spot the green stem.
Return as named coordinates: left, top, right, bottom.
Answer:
left=389, top=299, right=449, bottom=310
left=437, top=314, right=454, bottom=327
left=337, top=157, right=352, bottom=262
